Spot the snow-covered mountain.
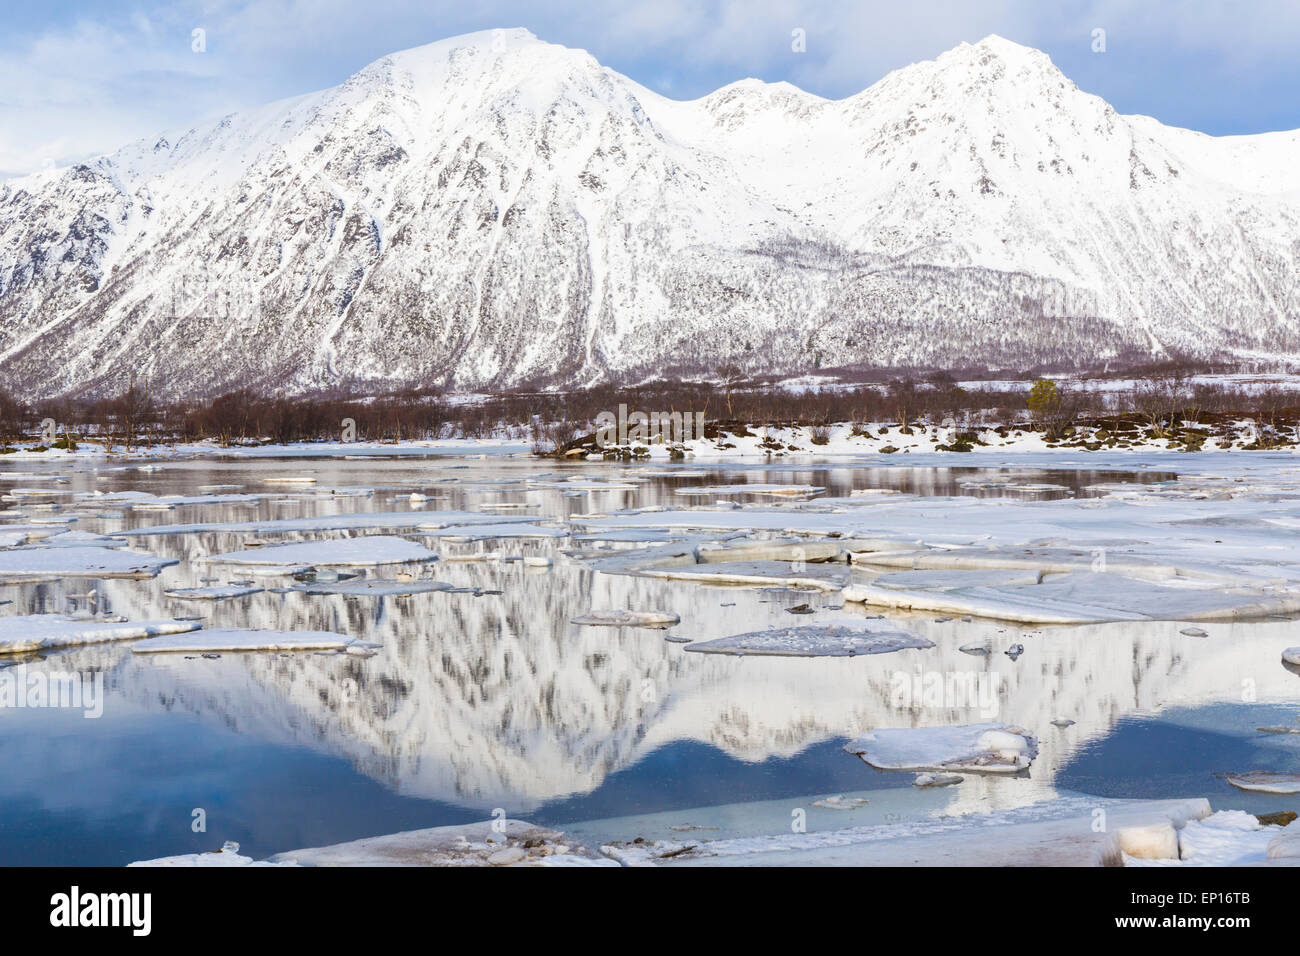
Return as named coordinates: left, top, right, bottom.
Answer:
left=2, top=29, right=1299, bottom=400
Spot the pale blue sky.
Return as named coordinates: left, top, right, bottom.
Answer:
left=3, top=0, right=1299, bottom=177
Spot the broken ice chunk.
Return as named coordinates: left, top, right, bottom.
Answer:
left=1223, top=772, right=1300, bottom=795
left=913, top=772, right=963, bottom=788
left=1268, top=827, right=1300, bottom=860
left=131, top=628, right=360, bottom=654
left=291, top=579, right=452, bottom=597
left=0, top=546, right=179, bottom=580
left=684, top=621, right=933, bottom=658
left=571, top=610, right=680, bottom=628
left=0, top=614, right=200, bottom=654
left=811, top=795, right=869, bottom=810
left=845, top=723, right=1039, bottom=774
left=164, top=585, right=264, bottom=600
left=201, top=535, right=437, bottom=568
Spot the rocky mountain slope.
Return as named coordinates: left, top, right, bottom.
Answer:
left=2, top=29, right=1298, bottom=399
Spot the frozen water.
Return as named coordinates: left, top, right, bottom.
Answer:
left=131, top=628, right=359, bottom=654
left=845, top=723, right=1039, bottom=773
left=200, top=536, right=438, bottom=568
left=645, top=560, right=850, bottom=591
left=684, top=621, right=933, bottom=658
left=7, top=450, right=1300, bottom=866
left=292, top=578, right=453, bottom=596
left=421, top=523, right=568, bottom=540
left=0, top=547, right=179, bottom=580
left=0, top=614, right=199, bottom=654
left=571, top=610, right=681, bottom=628
left=164, top=585, right=264, bottom=600
left=263, top=819, right=611, bottom=866
left=1223, top=772, right=1300, bottom=795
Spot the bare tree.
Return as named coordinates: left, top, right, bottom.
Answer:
left=114, top=373, right=153, bottom=451
left=1131, top=363, right=1195, bottom=437
left=716, top=363, right=745, bottom=419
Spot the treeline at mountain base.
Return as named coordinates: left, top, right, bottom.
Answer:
left=1, top=361, right=1298, bottom=455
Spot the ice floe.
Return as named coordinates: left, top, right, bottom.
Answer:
left=845, top=723, right=1039, bottom=773
left=674, top=484, right=825, bottom=497
left=128, top=842, right=280, bottom=867
left=1223, top=772, right=1300, bottom=794
left=200, top=536, right=437, bottom=568
left=914, top=772, right=963, bottom=788
left=696, top=537, right=847, bottom=563
left=118, top=510, right=532, bottom=537
left=0, top=546, right=179, bottom=580
left=573, top=482, right=1300, bottom=624
left=130, top=628, right=361, bottom=654
left=1124, top=811, right=1296, bottom=867
left=1268, top=826, right=1300, bottom=860
left=420, top=523, right=568, bottom=540
left=570, top=610, right=681, bottom=628
left=845, top=571, right=1300, bottom=624
left=603, top=797, right=1212, bottom=867
left=291, top=578, right=453, bottom=597
left=644, top=560, right=850, bottom=591
left=0, top=614, right=200, bottom=654
left=30, top=530, right=128, bottom=548
left=163, top=585, right=265, bottom=600
left=684, top=621, right=933, bottom=658
left=263, top=819, right=612, bottom=866
left=86, top=491, right=263, bottom=509
left=811, top=795, right=869, bottom=810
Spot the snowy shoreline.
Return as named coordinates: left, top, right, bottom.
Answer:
left=3, top=417, right=1298, bottom=464
left=131, top=793, right=1300, bottom=867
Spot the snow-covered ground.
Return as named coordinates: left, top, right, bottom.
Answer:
left=127, top=797, right=1300, bottom=867
left=7, top=413, right=1297, bottom=466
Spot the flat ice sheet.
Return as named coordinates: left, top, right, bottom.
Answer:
left=845, top=723, right=1039, bottom=773
left=119, top=511, right=533, bottom=537
left=0, top=614, right=200, bottom=654
left=0, top=546, right=179, bottom=579
left=1224, top=772, right=1300, bottom=795
left=684, top=622, right=934, bottom=658
left=292, top=579, right=453, bottom=596
left=845, top=571, right=1300, bottom=624
left=201, top=536, right=437, bottom=567
left=265, top=819, right=612, bottom=867
left=571, top=610, right=680, bottom=628
left=131, top=628, right=357, bottom=654
left=163, top=585, right=264, bottom=600
left=420, top=523, right=568, bottom=540
left=644, top=560, right=850, bottom=591
left=674, top=484, right=825, bottom=496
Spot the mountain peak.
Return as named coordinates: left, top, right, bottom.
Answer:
left=937, top=33, right=1061, bottom=72
left=971, top=33, right=1039, bottom=55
